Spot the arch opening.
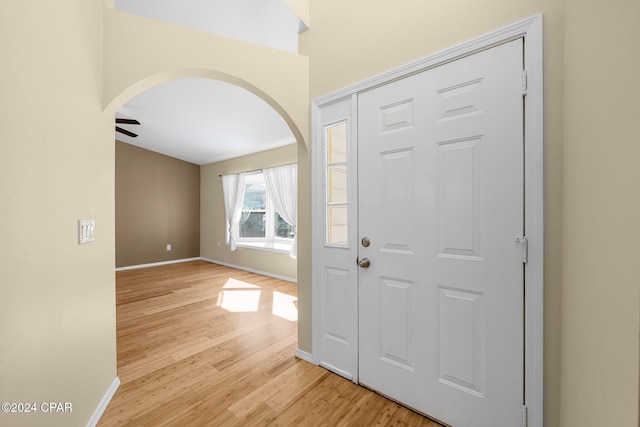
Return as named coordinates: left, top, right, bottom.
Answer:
left=106, top=68, right=306, bottom=155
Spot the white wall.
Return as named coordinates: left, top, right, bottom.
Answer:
left=116, top=0, right=302, bottom=53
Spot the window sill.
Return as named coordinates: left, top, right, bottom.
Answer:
left=237, top=241, right=292, bottom=255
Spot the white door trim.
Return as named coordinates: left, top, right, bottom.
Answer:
left=311, top=14, right=543, bottom=427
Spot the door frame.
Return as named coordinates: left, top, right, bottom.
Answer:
left=311, top=14, right=543, bottom=427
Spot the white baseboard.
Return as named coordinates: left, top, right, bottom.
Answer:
left=116, top=257, right=297, bottom=283
left=115, top=257, right=201, bottom=271
left=200, top=257, right=297, bottom=283
left=295, top=349, right=313, bottom=363
left=86, top=377, right=120, bottom=427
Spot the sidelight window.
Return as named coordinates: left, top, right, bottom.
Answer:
left=324, top=121, right=348, bottom=246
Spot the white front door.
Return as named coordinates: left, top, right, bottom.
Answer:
left=357, top=39, right=525, bottom=427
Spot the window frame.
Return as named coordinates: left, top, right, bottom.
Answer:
left=237, top=172, right=293, bottom=250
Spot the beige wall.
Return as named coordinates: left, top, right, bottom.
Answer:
left=201, top=145, right=298, bottom=280
left=116, top=141, right=200, bottom=268
left=560, top=0, right=640, bottom=425
left=0, top=4, right=307, bottom=426
left=284, top=0, right=310, bottom=27
left=102, top=8, right=309, bottom=152
left=0, top=1, right=117, bottom=426
left=299, top=1, right=639, bottom=426
left=2, top=2, right=637, bottom=426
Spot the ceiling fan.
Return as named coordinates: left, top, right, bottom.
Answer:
left=115, top=118, right=140, bottom=138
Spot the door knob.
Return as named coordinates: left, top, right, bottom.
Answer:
left=358, top=257, right=371, bottom=268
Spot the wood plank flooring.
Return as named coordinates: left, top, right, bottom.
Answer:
left=98, top=260, right=441, bottom=426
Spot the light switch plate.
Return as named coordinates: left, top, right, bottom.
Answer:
left=78, top=219, right=95, bottom=244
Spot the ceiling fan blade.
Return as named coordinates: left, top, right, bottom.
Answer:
left=116, top=126, right=138, bottom=138
left=115, top=118, right=140, bottom=125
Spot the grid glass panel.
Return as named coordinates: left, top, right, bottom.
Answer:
left=325, top=121, right=348, bottom=246
left=328, top=124, right=347, bottom=164
left=327, top=165, right=347, bottom=204
left=327, top=206, right=348, bottom=245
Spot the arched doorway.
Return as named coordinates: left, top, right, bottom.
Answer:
left=101, top=11, right=310, bottom=419
left=102, top=68, right=306, bottom=424
left=113, top=76, right=299, bottom=271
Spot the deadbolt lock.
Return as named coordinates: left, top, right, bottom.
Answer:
left=361, top=237, right=371, bottom=247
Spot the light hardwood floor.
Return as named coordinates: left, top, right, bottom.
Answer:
left=98, top=260, right=441, bottom=426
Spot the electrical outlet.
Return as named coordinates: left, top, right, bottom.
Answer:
left=166, top=244, right=172, bottom=251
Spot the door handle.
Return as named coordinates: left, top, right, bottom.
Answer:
left=358, top=257, right=371, bottom=268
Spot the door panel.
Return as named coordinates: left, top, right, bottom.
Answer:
left=380, top=277, right=415, bottom=369
left=324, top=267, right=351, bottom=344
left=358, top=39, right=524, bottom=427
left=437, top=286, right=484, bottom=396
left=380, top=148, right=416, bottom=253
left=437, top=137, right=482, bottom=258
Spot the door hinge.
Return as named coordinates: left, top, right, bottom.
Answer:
left=516, top=236, right=528, bottom=264
left=522, top=69, right=528, bottom=96
left=522, top=405, right=529, bottom=427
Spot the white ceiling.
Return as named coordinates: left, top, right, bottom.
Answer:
left=114, top=0, right=301, bottom=165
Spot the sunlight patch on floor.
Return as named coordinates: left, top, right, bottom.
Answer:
left=272, top=290, right=298, bottom=321
left=216, top=278, right=298, bottom=320
left=218, top=278, right=262, bottom=312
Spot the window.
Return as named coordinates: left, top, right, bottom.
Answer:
left=238, top=172, right=294, bottom=249
left=239, top=176, right=267, bottom=238
left=325, top=121, right=348, bottom=246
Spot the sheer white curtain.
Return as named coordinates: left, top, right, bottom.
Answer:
left=263, top=163, right=297, bottom=259
left=222, top=173, right=246, bottom=251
